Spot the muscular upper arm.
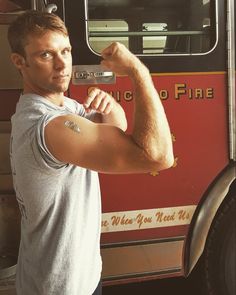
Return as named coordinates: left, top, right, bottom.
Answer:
left=44, top=114, right=161, bottom=174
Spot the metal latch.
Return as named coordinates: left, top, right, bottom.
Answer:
left=72, top=65, right=115, bottom=85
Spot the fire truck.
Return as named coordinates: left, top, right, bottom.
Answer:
left=0, top=0, right=235, bottom=294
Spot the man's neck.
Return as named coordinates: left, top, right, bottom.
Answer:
left=44, top=94, right=64, bottom=107
left=23, top=89, right=65, bottom=107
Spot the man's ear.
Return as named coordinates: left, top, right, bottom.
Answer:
left=10, top=53, right=26, bottom=70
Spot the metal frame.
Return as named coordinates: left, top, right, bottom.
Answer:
left=84, top=0, right=219, bottom=57
left=31, top=0, right=57, bottom=12
left=227, top=0, right=236, bottom=161
left=101, top=237, right=184, bottom=284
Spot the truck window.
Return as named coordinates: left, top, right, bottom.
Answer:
left=86, top=0, right=216, bottom=55
left=88, top=20, right=128, bottom=53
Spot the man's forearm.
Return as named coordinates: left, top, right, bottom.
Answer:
left=100, top=42, right=174, bottom=170
left=130, top=63, right=174, bottom=168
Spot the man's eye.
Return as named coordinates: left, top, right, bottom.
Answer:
left=41, top=52, right=52, bottom=59
left=62, top=48, right=71, bottom=55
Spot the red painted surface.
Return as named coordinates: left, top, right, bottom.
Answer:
left=70, top=72, right=229, bottom=243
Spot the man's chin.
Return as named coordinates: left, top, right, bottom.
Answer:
left=52, top=83, right=70, bottom=94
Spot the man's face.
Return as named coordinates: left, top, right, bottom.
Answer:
left=19, top=30, right=72, bottom=98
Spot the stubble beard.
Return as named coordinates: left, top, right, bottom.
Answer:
left=42, top=75, right=71, bottom=96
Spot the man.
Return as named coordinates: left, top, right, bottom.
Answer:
left=8, top=10, right=174, bottom=295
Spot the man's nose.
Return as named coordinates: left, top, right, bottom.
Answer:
left=54, top=54, right=66, bottom=70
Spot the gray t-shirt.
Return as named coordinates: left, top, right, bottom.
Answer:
left=10, top=94, right=102, bottom=295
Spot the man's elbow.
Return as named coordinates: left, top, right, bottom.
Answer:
left=118, top=121, right=128, bottom=132
left=148, top=147, right=174, bottom=171
left=160, top=151, right=175, bottom=170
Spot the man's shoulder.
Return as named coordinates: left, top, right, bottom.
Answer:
left=12, top=94, right=54, bottom=132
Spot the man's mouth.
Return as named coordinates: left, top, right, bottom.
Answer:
left=53, top=74, right=70, bottom=80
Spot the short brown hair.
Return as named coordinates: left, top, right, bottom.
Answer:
left=8, top=10, right=68, bottom=57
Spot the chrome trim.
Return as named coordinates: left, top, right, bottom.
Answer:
left=227, top=0, right=236, bottom=160
left=31, top=0, right=54, bottom=12
left=184, top=165, right=236, bottom=276
left=103, top=268, right=181, bottom=283
left=101, top=239, right=184, bottom=282
left=44, top=4, right=58, bottom=13
left=72, top=64, right=115, bottom=85
left=89, top=30, right=205, bottom=37
left=101, top=236, right=185, bottom=249
left=84, top=0, right=219, bottom=58
left=31, top=0, right=37, bottom=10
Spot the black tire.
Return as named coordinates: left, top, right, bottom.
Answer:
left=192, top=192, right=236, bottom=295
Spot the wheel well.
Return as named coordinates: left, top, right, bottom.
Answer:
left=183, top=164, right=236, bottom=277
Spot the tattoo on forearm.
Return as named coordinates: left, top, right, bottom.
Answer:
left=64, top=120, right=81, bottom=133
